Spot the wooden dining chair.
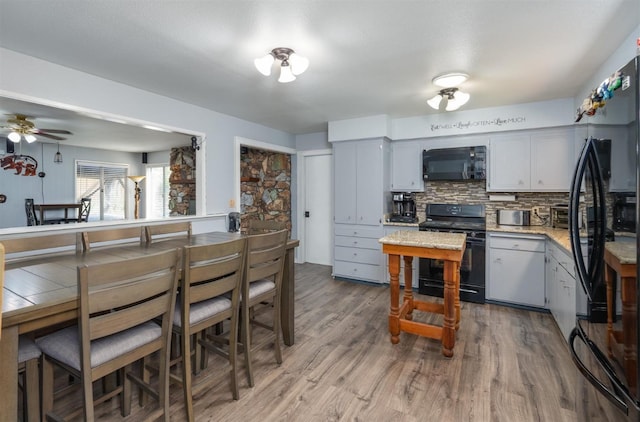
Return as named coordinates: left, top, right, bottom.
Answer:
left=24, top=199, right=39, bottom=226
left=80, top=227, right=143, bottom=252
left=36, top=248, right=182, bottom=421
left=145, top=221, right=192, bottom=243
left=241, top=229, right=288, bottom=387
left=172, top=237, right=247, bottom=422
left=78, top=197, right=92, bottom=222
left=247, top=219, right=286, bottom=235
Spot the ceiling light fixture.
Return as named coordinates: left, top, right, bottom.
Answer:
left=8, top=131, right=21, bottom=143
left=427, top=88, right=470, bottom=111
left=432, top=72, right=469, bottom=88
left=254, top=47, right=309, bottom=83
left=54, top=143, right=63, bottom=164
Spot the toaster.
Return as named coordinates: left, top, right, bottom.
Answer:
left=497, top=210, right=531, bottom=226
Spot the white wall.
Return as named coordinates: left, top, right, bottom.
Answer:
left=295, top=131, right=330, bottom=151
left=0, top=142, right=144, bottom=228
left=575, top=24, right=640, bottom=110
left=0, top=48, right=296, bottom=219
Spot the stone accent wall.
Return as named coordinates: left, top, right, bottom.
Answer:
left=240, top=147, right=291, bottom=232
left=169, top=146, right=196, bottom=216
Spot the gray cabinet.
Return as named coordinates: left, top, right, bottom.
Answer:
left=487, top=233, right=546, bottom=308
left=545, top=240, right=576, bottom=341
left=334, top=139, right=386, bottom=225
left=334, top=225, right=384, bottom=283
left=333, top=138, right=390, bottom=283
left=488, top=128, right=575, bottom=192
left=391, top=142, right=423, bottom=191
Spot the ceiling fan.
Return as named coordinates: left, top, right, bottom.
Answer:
left=1, top=113, right=72, bottom=143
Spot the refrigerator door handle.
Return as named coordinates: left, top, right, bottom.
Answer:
left=569, top=323, right=636, bottom=414
left=569, top=138, right=593, bottom=300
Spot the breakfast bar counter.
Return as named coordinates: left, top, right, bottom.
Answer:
left=379, top=230, right=466, bottom=357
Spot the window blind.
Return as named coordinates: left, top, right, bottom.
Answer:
left=76, top=161, right=128, bottom=221
left=146, top=165, right=170, bottom=218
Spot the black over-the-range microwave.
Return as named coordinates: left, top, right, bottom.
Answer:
left=422, top=146, right=486, bottom=181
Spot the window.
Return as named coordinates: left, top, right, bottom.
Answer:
left=76, top=161, right=128, bottom=221
left=146, top=164, right=170, bottom=218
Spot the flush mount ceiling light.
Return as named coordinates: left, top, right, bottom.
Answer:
left=254, top=47, right=309, bottom=83
left=432, top=72, right=469, bottom=88
left=427, top=87, right=470, bottom=111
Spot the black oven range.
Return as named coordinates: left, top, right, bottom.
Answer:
left=418, top=203, right=486, bottom=304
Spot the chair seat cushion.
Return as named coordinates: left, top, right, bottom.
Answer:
left=18, top=336, right=42, bottom=363
left=173, top=295, right=232, bottom=327
left=249, top=279, right=275, bottom=299
left=36, top=321, right=161, bottom=370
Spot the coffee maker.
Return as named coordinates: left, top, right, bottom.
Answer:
left=390, top=192, right=418, bottom=223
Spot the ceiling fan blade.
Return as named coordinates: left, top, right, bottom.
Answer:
left=35, top=129, right=73, bottom=135
left=37, top=132, right=67, bottom=141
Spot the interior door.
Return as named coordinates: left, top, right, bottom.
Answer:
left=304, top=153, right=333, bottom=265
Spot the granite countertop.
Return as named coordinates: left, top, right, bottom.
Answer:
left=487, top=224, right=572, bottom=251
left=383, top=221, right=421, bottom=227
left=379, top=230, right=466, bottom=250
left=605, top=242, right=637, bottom=265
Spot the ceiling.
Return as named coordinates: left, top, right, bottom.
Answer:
left=0, top=1, right=638, bottom=148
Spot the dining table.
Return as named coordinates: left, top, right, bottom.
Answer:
left=0, top=231, right=299, bottom=420
left=35, top=203, right=83, bottom=224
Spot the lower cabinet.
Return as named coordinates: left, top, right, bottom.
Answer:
left=333, top=224, right=384, bottom=283
left=487, top=233, right=546, bottom=308
left=383, top=225, right=419, bottom=288
left=545, top=240, right=576, bottom=341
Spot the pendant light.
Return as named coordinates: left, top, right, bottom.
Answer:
left=54, top=143, right=63, bottom=164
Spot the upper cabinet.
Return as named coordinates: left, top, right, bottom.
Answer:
left=334, top=138, right=389, bottom=225
left=488, top=128, right=575, bottom=192
left=390, top=141, right=424, bottom=192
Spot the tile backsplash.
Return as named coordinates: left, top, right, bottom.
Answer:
left=414, top=180, right=571, bottom=226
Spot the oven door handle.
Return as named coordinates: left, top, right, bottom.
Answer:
left=568, top=322, right=637, bottom=414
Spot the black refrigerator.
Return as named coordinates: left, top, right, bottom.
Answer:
left=569, top=55, right=639, bottom=420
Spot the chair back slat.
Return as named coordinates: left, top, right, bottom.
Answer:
left=190, top=274, right=238, bottom=304
left=1, top=234, right=80, bottom=266
left=145, top=222, right=192, bottom=243
left=81, top=227, right=143, bottom=251
left=247, top=220, right=286, bottom=235
left=187, top=254, right=243, bottom=283
left=89, top=294, right=173, bottom=341
left=87, top=270, right=176, bottom=314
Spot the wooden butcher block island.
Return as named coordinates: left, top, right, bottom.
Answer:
left=379, top=230, right=466, bottom=357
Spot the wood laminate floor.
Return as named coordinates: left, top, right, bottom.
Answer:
left=42, top=263, right=623, bottom=421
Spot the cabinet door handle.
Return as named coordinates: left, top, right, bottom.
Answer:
left=538, top=180, right=543, bottom=184
left=494, top=258, right=502, bottom=263
left=353, top=241, right=358, bottom=245
left=513, top=244, right=519, bottom=248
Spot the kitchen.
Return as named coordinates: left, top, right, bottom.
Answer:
left=0, top=1, right=639, bottom=421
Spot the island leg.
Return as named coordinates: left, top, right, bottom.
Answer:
left=388, top=253, right=401, bottom=344
left=442, top=260, right=456, bottom=357
left=403, top=255, right=414, bottom=320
